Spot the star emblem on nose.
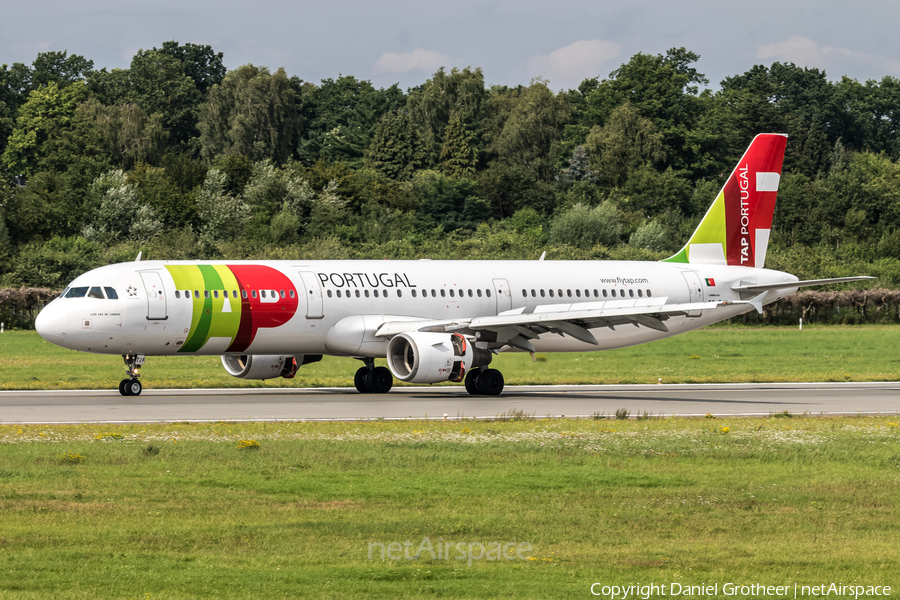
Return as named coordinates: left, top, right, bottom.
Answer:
left=126, top=285, right=138, bottom=297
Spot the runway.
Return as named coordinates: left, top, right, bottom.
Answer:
left=1, top=382, right=898, bottom=423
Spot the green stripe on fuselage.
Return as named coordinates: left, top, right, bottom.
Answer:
left=166, top=265, right=242, bottom=353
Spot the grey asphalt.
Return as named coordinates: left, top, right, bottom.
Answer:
left=1, top=382, right=898, bottom=423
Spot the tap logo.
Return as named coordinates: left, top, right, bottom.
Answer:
left=165, top=265, right=299, bottom=353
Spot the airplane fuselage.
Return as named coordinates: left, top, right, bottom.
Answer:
left=36, top=259, right=799, bottom=358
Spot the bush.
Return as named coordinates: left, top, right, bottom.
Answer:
left=549, top=201, right=621, bottom=249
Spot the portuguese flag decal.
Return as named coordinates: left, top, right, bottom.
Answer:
left=705, top=278, right=716, bottom=286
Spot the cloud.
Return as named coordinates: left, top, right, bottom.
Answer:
left=372, top=48, right=453, bottom=75
left=757, top=36, right=900, bottom=75
left=526, top=39, right=621, bottom=89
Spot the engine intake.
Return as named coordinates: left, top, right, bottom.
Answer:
left=221, top=354, right=322, bottom=380
left=386, top=332, right=491, bottom=384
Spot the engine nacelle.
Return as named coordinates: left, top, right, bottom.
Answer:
left=386, top=332, right=492, bottom=384
left=221, top=354, right=298, bottom=380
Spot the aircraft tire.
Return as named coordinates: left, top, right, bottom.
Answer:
left=354, top=367, right=371, bottom=393
left=367, top=366, right=393, bottom=394
left=476, top=369, right=504, bottom=396
left=125, top=379, right=142, bottom=396
left=464, top=369, right=481, bottom=395
left=119, top=379, right=130, bottom=396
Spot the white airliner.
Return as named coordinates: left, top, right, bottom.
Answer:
left=35, top=134, right=871, bottom=396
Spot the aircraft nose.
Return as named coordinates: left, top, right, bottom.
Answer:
left=35, top=304, right=68, bottom=344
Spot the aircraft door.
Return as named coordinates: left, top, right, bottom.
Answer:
left=492, top=278, right=512, bottom=314
left=298, top=271, right=324, bottom=319
left=681, top=271, right=703, bottom=318
left=140, top=271, right=168, bottom=320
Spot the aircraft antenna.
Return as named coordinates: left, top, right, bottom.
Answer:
left=135, top=251, right=142, bottom=262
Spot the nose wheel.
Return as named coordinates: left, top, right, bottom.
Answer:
left=119, top=354, right=145, bottom=396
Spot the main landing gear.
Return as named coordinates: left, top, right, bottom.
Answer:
left=119, top=354, right=145, bottom=396
left=464, top=367, right=504, bottom=396
left=354, top=358, right=393, bottom=394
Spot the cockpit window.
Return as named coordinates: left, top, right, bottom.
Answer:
left=65, top=287, right=89, bottom=298
left=104, top=287, right=118, bottom=299
left=88, top=287, right=105, bottom=299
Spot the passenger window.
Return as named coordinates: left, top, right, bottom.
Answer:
left=355, top=290, right=360, bottom=298
left=558, top=289, right=563, bottom=297
left=327, top=290, right=333, bottom=298
left=476, top=289, right=482, bottom=297
left=397, top=290, right=402, bottom=297
left=522, top=289, right=527, bottom=297
left=289, top=290, right=295, bottom=298
left=374, top=290, right=379, bottom=298
left=620, top=289, right=625, bottom=297
left=486, top=289, right=492, bottom=297
left=449, top=289, right=455, bottom=298
left=602, top=289, right=608, bottom=298
left=540, top=289, right=545, bottom=297
left=88, top=287, right=105, bottom=299
left=214, top=290, right=219, bottom=299
left=204, top=291, right=210, bottom=299
left=593, top=289, right=598, bottom=297
left=412, top=289, right=417, bottom=298
left=531, top=289, right=536, bottom=297
left=468, top=290, right=473, bottom=297
left=280, top=290, right=285, bottom=298
left=242, top=290, right=248, bottom=299
left=647, top=290, right=652, bottom=297
left=65, top=287, right=88, bottom=298
left=549, top=289, right=554, bottom=297
left=383, top=290, right=388, bottom=297
left=638, top=289, right=643, bottom=297
left=629, top=289, right=634, bottom=297
left=251, top=290, right=257, bottom=298
left=194, top=290, right=200, bottom=299
left=575, top=289, right=581, bottom=297
left=431, top=289, right=436, bottom=297
left=567, top=290, right=572, bottom=297
left=175, top=291, right=181, bottom=299
left=261, top=290, right=266, bottom=299
left=104, top=287, right=118, bottom=299
left=440, top=289, right=446, bottom=297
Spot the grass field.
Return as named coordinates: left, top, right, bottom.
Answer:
left=0, top=416, right=898, bottom=598
left=1, top=326, right=899, bottom=390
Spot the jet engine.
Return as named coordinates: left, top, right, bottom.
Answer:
left=386, top=332, right=492, bottom=384
left=221, top=354, right=316, bottom=380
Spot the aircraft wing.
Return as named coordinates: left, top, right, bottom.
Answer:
left=375, top=296, right=764, bottom=351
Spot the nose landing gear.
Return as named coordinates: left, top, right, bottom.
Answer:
left=119, top=354, right=145, bottom=396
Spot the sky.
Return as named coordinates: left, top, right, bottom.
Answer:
left=4, top=0, right=900, bottom=91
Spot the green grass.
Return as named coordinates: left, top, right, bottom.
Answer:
left=1, top=417, right=898, bottom=598
left=1, top=326, right=899, bottom=390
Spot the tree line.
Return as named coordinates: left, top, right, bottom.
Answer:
left=1, top=43, right=899, bottom=327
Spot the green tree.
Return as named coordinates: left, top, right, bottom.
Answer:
left=407, top=67, right=487, bottom=164
left=584, top=103, right=664, bottom=186
left=82, top=170, right=162, bottom=243
left=1, top=82, right=89, bottom=175
left=198, top=65, right=298, bottom=163
left=128, top=50, right=201, bottom=151
left=580, top=48, right=708, bottom=173
left=4, top=171, right=77, bottom=243
left=78, top=99, right=167, bottom=169
left=30, top=51, right=94, bottom=88
left=488, top=80, right=572, bottom=180
left=13, top=236, right=102, bottom=288
left=194, top=169, right=251, bottom=244
left=439, top=111, right=478, bottom=177
left=154, top=41, right=225, bottom=94
left=365, top=110, right=429, bottom=180
left=297, top=75, right=405, bottom=167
